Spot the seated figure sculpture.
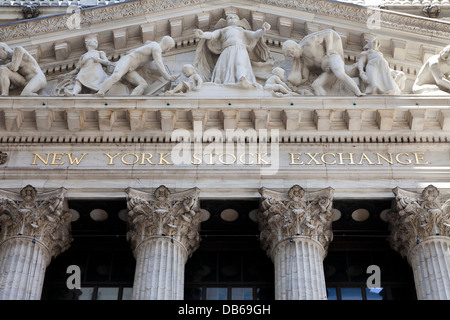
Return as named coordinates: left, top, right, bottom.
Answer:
left=282, top=29, right=364, bottom=96
left=166, top=64, right=203, bottom=94
left=264, top=67, right=294, bottom=97
left=412, top=45, right=450, bottom=95
left=0, top=42, right=47, bottom=96
left=66, top=35, right=112, bottom=96
left=357, top=37, right=401, bottom=95
left=194, top=13, right=274, bottom=89
left=95, top=36, right=180, bottom=96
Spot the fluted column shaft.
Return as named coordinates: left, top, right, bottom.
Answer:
left=126, top=186, right=202, bottom=300
left=388, top=185, right=450, bottom=300
left=273, top=237, right=327, bottom=300
left=408, top=237, right=450, bottom=300
left=132, top=237, right=186, bottom=300
left=0, top=237, right=51, bottom=300
left=0, top=185, right=72, bottom=300
left=258, top=185, right=334, bottom=300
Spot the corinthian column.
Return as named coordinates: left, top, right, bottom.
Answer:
left=125, top=185, right=202, bottom=300
left=0, top=185, right=72, bottom=300
left=257, top=185, right=334, bottom=300
left=387, top=185, right=450, bottom=300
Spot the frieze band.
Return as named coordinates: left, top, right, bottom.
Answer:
left=27, top=151, right=430, bottom=166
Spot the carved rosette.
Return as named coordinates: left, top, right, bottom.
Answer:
left=0, top=185, right=72, bottom=259
left=257, top=185, right=334, bottom=259
left=387, top=185, right=450, bottom=259
left=125, top=185, right=202, bottom=258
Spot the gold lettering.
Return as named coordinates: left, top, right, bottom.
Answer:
left=218, top=153, right=236, bottom=165
left=358, top=153, right=375, bottom=165
left=66, top=153, right=88, bottom=165
left=257, top=153, right=271, bottom=165
left=376, top=153, right=393, bottom=165
left=191, top=153, right=202, bottom=165
left=105, top=153, right=122, bottom=165
left=239, top=153, right=254, bottom=165
left=158, top=153, right=173, bottom=165
left=395, top=153, right=412, bottom=165
left=140, top=153, right=155, bottom=165
left=204, top=153, right=216, bottom=165
left=31, top=153, right=50, bottom=165
left=413, top=152, right=429, bottom=165
left=122, top=153, right=139, bottom=165
left=305, top=153, right=322, bottom=165
left=289, top=153, right=303, bottom=165
left=50, top=153, right=65, bottom=165
left=338, top=153, right=355, bottom=165
left=321, top=153, right=336, bottom=165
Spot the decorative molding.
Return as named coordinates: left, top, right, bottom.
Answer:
left=387, top=185, right=450, bottom=259
left=257, top=185, right=334, bottom=259
left=260, top=0, right=450, bottom=39
left=0, top=0, right=449, bottom=43
left=125, top=185, right=202, bottom=257
left=0, top=185, right=72, bottom=258
left=0, top=98, right=447, bottom=143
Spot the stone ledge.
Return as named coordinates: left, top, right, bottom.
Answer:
left=0, top=96, right=448, bottom=144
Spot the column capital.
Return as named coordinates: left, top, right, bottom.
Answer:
left=0, top=185, right=72, bottom=260
left=387, top=185, right=450, bottom=259
left=257, top=185, right=334, bottom=259
left=125, top=185, right=202, bottom=258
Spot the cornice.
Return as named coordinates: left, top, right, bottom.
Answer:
left=0, top=0, right=205, bottom=41
left=260, top=0, right=450, bottom=38
left=0, top=0, right=449, bottom=43
left=0, top=96, right=448, bottom=144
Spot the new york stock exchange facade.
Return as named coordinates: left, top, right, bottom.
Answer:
left=0, top=0, right=449, bottom=302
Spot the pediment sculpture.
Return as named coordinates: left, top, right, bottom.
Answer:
left=412, top=45, right=450, bottom=95
left=282, top=29, right=364, bottom=97
left=193, top=13, right=276, bottom=89
left=0, top=10, right=448, bottom=97
left=0, top=42, right=47, bottom=96
left=54, top=35, right=180, bottom=96
left=64, top=35, right=112, bottom=96
left=357, top=37, right=405, bottom=95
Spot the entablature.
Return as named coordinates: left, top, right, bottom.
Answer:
left=0, top=96, right=448, bottom=144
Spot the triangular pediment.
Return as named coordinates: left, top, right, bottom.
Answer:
left=1, top=0, right=448, bottom=96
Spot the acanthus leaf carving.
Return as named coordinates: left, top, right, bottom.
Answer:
left=387, top=185, right=450, bottom=259
left=126, top=185, right=202, bottom=257
left=0, top=185, right=72, bottom=259
left=257, top=185, right=334, bottom=259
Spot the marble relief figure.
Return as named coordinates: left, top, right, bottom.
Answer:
left=413, top=45, right=450, bottom=95
left=282, top=29, right=364, bottom=97
left=165, top=64, right=203, bottom=94
left=95, top=36, right=180, bottom=96
left=193, top=13, right=275, bottom=89
left=264, top=67, right=296, bottom=97
left=0, top=42, right=46, bottom=96
left=65, top=35, right=112, bottom=96
left=357, top=37, right=402, bottom=95
left=3, top=11, right=445, bottom=98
